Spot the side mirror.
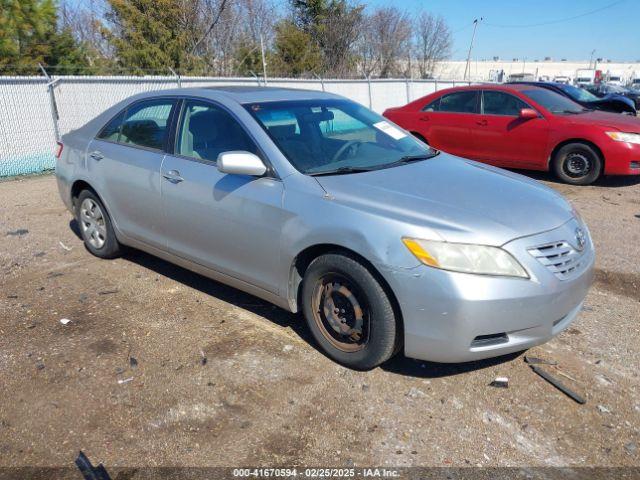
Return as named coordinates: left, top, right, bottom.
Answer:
left=217, top=151, right=267, bottom=177
left=519, top=108, right=538, bottom=119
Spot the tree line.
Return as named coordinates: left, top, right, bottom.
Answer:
left=0, top=0, right=453, bottom=78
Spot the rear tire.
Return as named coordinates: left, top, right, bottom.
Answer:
left=552, top=143, right=602, bottom=186
left=301, top=253, right=399, bottom=370
left=76, top=190, right=122, bottom=259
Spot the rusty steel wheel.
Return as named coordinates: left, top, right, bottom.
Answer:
left=311, top=274, right=370, bottom=352
left=302, top=253, right=399, bottom=370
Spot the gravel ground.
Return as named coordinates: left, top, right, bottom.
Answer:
left=0, top=173, right=638, bottom=472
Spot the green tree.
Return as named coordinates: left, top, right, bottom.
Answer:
left=289, top=0, right=363, bottom=76
left=102, top=0, right=201, bottom=74
left=0, top=0, right=91, bottom=74
left=0, top=0, right=55, bottom=73
left=271, top=20, right=321, bottom=77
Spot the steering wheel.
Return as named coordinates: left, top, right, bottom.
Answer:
left=331, top=140, right=363, bottom=163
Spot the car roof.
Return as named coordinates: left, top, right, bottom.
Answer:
left=129, top=86, right=342, bottom=104
left=436, top=83, right=547, bottom=93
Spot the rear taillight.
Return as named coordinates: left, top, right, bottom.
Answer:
left=55, top=141, right=63, bottom=159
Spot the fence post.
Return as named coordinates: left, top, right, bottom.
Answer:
left=435, top=78, right=438, bottom=92
left=39, top=63, right=61, bottom=142
left=169, top=67, right=181, bottom=88
left=314, top=73, right=325, bottom=92
left=366, top=75, right=372, bottom=109
left=405, top=76, right=410, bottom=103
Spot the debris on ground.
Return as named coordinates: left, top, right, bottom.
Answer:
left=597, top=405, right=611, bottom=414
left=524, top=355, right=558, bottom=366
left=406, top=387, right=426, bottom=399
left=199, top=349, right=207, bottom=366
left=75, top=450, right=112, bottom=480
left=625, top=442, right=637, bottom=455
left=529, top=365, right=586, bottom=404
left=59, top=318, right=72, bottom=326
left=6, top=229, right=28, bottom=236
left=59, top=241, right=72, bottom=251
left=129, top=356, right=138, bottom=368
left=117, top=377, right=133, bottom=385
left=489, top=377, right=509, bottom=388
left=98, top=289, right=119, bottom=295
left=282, top=344, right=294, bottom=353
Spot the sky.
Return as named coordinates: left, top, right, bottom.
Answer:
left=365, top=0, right=640, bottom=62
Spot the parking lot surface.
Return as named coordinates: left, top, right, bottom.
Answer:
left=0, top=173, right=639, bottom=469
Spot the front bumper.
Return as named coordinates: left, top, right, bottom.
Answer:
left=603, top=139, right=640, bottom=175
left=381, top=217, right=595, bottom=363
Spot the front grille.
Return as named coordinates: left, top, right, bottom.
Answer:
left=528, top=241, right=586, bottom=280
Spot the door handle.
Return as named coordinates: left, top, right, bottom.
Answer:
left=476, top=119, right=488, bottom=126
left=89, top=151, right=103, bottom=161
left=419, top=115, right=430, bottom=122
left=162, top=170, right=184, bottom=184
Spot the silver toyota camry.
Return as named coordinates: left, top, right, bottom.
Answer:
left=55, top=87, right=595, bottom=370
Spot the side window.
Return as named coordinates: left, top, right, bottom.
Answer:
left=421, top=98, right=440, bottom=112
left=178, top=101, right=258, bottom=162
left=482, top=91, right=529, bottom=116
left=438, top=91, right=478, bottom=113
left=120, top=99, right=175, bottom=150
left=97, top=110, right=126, bottom=142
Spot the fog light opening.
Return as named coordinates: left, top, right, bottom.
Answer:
left=471, top=333, right=509, bottom=347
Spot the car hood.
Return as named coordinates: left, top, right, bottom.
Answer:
left=561, top=110, right=640, bottom=131
left=314, top=155, right=574, bottom=246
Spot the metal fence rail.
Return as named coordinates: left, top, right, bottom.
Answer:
left=0, top=75, right=470, bottom=178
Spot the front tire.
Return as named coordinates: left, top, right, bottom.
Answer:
left=552, top=143, right=602, bottom=185
left=76, top=190, right=122, bottom=258
left=301, top=253, right=399, bottom=370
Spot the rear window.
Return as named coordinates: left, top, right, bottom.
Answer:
left=436, top=91, right=478, bottom=114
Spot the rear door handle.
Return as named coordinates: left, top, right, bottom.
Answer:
left=162, top=170, right=184, bottom=184
left=89, top=151, right=103, bottom=161
left=476, top=119, right=488, bottom=126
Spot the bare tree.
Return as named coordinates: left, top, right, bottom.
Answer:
left=357, top=6, right=411, bottom=78
left=317, top=2, right=363, bottom=77
left=414, top=12, right=451, bottom=79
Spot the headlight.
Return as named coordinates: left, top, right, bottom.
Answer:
left=402, top=238, right=529, bottom=278
left=605, top=132, right=640, bottom=144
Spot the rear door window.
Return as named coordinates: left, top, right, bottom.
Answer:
left=438, top=91, right=478, bottom=113
left=119, top=99, right=176, bottom=150
left=97, top=110, right=126, bottom=142
left=482, top=91, right=529, bottom=116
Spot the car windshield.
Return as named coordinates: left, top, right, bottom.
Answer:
left=522, top=89, right=587, bottom=114
left=557, top=84, right=599, bottom=102
left=245, top=99, right=436, bottom=175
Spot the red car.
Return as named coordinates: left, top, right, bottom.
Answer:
left=383, top=84, right=640, bottom=185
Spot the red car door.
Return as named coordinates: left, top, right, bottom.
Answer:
left=413, top=90, right=480, bottom=158
left=472, top=90, right=550, bottom=169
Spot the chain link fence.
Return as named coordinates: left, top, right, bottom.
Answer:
left=0, top=74, right=470, bottom=178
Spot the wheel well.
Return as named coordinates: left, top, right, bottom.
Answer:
left=549, top=139, right=605, bottom=169
left=290, top=244, right=404, bottom=341
left=70, top=180, right=96, bottom=209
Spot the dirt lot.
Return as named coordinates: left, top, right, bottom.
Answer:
left=0, top=172, right=639, bottom=472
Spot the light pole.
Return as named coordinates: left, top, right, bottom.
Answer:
left=260, top=34, right=268, bottom=86
left=588, top=49, right=596, bottom=69
left=463, top=18, right=482, bottom=82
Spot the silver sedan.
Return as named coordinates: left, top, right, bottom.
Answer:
left=55, top=87, right=594, bottom=369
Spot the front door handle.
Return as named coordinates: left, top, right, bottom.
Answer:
left=419, top=115, right=430, bottom=122
left=162, top=170, right=184, bottom=184
left=476, top=119, right=488, bottom=126
left=89, top=151, right=103, bottom=161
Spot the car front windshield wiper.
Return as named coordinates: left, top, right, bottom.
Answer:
left=375, top=152, right=439, bottom=170
left=308, top=166, right=377, bottom=176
